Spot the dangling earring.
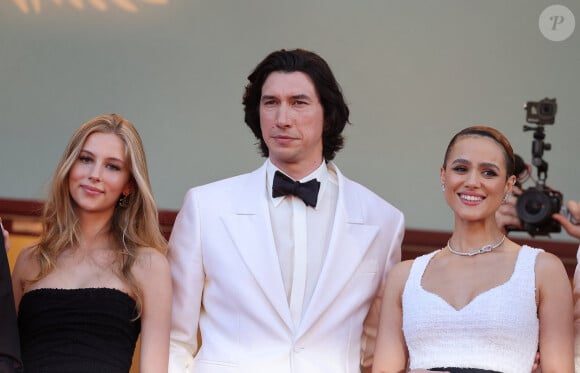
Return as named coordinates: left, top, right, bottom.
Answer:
left=118, top=193, right=130, bottom=208
left=441, top=184, right=446, bottom=192
left=502, top=193, right=510, bottom=204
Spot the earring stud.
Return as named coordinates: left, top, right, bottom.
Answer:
left=502, top=193, right=510, bottom=204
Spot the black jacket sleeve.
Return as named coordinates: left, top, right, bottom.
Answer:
left=0, top=232, right=23, bottom=373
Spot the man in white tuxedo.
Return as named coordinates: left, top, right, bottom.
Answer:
left=168, top=48, right=405, bottom=373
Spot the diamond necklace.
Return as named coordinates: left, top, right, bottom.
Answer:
left=447, top=235, right=506, bottom=257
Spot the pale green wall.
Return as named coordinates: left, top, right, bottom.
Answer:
left=1, top=0, right=579, bottom=240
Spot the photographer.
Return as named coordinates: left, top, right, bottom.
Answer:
left=495, top=97, right=579, bottom=372
left=499, top=197, right=580, bottom=239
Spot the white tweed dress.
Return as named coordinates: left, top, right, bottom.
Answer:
left=402, top=246, right=541, bottom=373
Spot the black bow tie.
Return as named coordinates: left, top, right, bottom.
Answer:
left=272, top=171, right=321, bottom=208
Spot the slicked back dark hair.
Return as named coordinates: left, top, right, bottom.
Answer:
left=443, top=125, right=516, bottom=179
left=242, top=49, right=350, bottom=161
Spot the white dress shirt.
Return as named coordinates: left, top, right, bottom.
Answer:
left=266, top=159, right=338, bottom=326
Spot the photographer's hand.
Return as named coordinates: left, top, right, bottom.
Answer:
left=496, top=186, right=523, bottom=234
left=552, top=200, right=580, bottom=240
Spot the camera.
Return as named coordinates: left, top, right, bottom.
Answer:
left=524, top=98, right=557, bottom=126
left=515, top=187, right=562, bottom=236
left=509, top=98, right=564, bottom=237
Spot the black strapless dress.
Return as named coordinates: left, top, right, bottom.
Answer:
left=18, top=288, right=141, bottom=373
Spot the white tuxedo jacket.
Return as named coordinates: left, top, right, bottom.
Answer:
left=168, top=161, right=404, bottom=373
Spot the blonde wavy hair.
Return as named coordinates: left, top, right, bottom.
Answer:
left=32, top=113, right=168, bottom=316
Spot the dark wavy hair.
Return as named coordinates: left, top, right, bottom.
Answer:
left=242, top=48, right=350, bottom=161
left=443, top=125, right=516, bottom=179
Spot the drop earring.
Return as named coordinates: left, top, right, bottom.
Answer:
left=118, top=193, right=130, bottom=208
left=502, top=193, right=510, bottom=204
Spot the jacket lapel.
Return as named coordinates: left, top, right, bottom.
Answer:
left=221, top=163, right=294, bottom=330
left=298, top=164, right=379, bottom=336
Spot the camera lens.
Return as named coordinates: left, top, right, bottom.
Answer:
left=516, top=189, right=554, bottom=224
left=540, top=103, right=554, bottom=116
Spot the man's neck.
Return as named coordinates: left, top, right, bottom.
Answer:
left=270, top=159, right=325, bottom=180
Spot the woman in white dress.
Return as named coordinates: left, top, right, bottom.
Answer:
left=372, top=126, right=573, bottom=373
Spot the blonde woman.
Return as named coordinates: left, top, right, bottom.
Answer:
left=12, top=114, right=171, bottom=373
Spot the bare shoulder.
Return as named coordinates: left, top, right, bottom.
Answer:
left=13, top=245, right=40, bottom=278
left=535, top=250, right=567, bottom=274
left=133, top=246, right=169, bottom=269
left=387, top=259, right=414, bottom=288
left=131, top=247, right=172, bottom=310
left=534, top=250, right=569, bottom=290
left=12, top=245, right=41, bottom=297
left=15, top=244, right=36, bottom=263
left=132, top=247, right=170, bottom=281
left=391, top=259, right=414, bottom=275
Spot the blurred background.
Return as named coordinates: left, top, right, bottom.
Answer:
left=1, top=0, right=579, bottom=241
